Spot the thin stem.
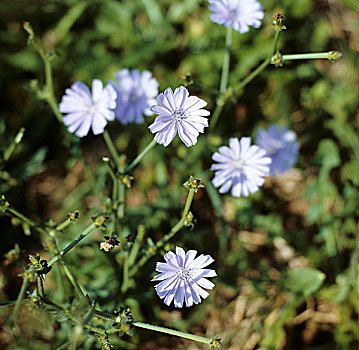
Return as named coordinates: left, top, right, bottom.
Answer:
left=59, top=256, right=85, bottom=296
left=128, top=225, right=146, bottom=267
left=233, top=30, right=281, bottom=94
left=126, top=139, right=157, bottom=173
left=37, top=277, right=45, bottom=298
left=103, top=130, right=121, bottom=167
left=210, top=100, right=225, bottom=129
left=5, top=206, right=48, bottom=236
left=220, top=26, right=233, bottom=94
left=103, top=157, right=119, bottom=231
left=56, top=218, right=72, bottom=232
left=281, top=52, right=333, bottom=61
left=121, top=253, right=129, bottom=293
left=129, top=189, right=195, bottom=277
left=48, top=223, right=96, bottom=266
left=8, top=277, right=29, bottom=324
left=133, top=322, right=211, bottom=345
left=3, top=127, right=25, bottom=162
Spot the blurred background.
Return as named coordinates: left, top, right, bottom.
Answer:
left=0, top=0, right=358, bottom=349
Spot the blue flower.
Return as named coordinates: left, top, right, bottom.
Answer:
left=112, top=69, right=159, bottom=124
left=152, top=247, right=216, bottom=308
left=149, top=87, right=210, bottom=147
left=208, top=0, right=264, bottom=34
left=59, top=79, right=117, bottom=137
left=256, top=124, right=299, bottom=176
left=211, top=137, right=271, bottom=197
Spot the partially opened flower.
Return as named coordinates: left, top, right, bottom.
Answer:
left=149, top=87, right=209, bottom=147
left=208, top=0, right=264, bottom=34
left=112, top=69, right=159, bottom=124
left=59, top=79, right=117, bottom=137
left=256, top=124, right=299, bottom=176
left=152, top=247, right=216, bottom=308
left=211, top=137, right=271, bottom=197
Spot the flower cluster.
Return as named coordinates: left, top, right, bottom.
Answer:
left=152, top=247, right=216, bottom=308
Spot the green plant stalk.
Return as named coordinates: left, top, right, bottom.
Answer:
left=121, top=253, right=129, bottom=293
left=128, top=225, right=146, bottom=267
left=129, top=189, right=195, bottom=277
left=103, top=158, right=119, bottom=232
left=3, top=127, right=25, bottom=162
left=59, top=256, right=85, bottom=296
left=133, top=322, right=211, bottom=344
left=56, top=218, right=72, bottom=231
left=5, top=206, right=48, bottom=236
left=220, top=26, right=232, bottom=94
left=8, top=277, right=29, bottom=323
left=281, top=52, right=334, bottom=61
left=103, top=130, right=121, bottom=166
left=48, top=223, right=96, bottom=266
left=234, top=30, right=280, bottom=94
left=126, top=139, right=157, bottom=173
left=37, top=277, right=45, bottom=298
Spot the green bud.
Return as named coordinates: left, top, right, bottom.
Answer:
left=0, top=195, right=9, bottom=213
left=328, top=51, right=343, bottom=62
left=272, top=12, right=286, bottom=31
left=271, top=52, right=283, bottom=67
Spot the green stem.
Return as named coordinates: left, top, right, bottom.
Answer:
left=3, top=128, right=25, bottom=162
left=37, top=277, right=45, bottom=298
left=128, top=225, right=146, bottom=267
left=129, top=189, right=195, bottom=277
left=220, top=26, right=232, bottom=94
left=209, top=99, right=224, bottom=129
left=56, top=218, right=72, bottom=231
left=103, top=130, right=121, bottom=167
left=103, top=157, right=119, bottom=231
left=126, top=139, right=157, bottom=173
left=121, top=253, right=129, bottom=293
left=59, top=256, right=85, bottom=296
left=48, top=223, right=96, bottom=266
left=6, top=206, right=48, bottom=236
left=133, top=322, right=211, bottom=345
left=281, top=52, right=336, bottom=61
left=233, top=30, right=280, bottom=94
left=8, top=277, right=29, bottom=323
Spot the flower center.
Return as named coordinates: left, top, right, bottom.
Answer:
left=88, top=104, right=97, bottom=114
left=229, top=8, right=239, bottom=20
left=172, top=109, right=185, bottom=123
left=233, top=159, right=243, bottom=170
left=176, top=267, right=191, bottom=281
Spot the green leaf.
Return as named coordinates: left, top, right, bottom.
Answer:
left=286, top=268, right=326, bottom=297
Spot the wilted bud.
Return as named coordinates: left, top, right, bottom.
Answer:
left=210, top=337, right=222, bottom=350
left=68, top=210, right=80, bottom=222
left=183, top=175, right=204, bottom=192
left=272, top=12, right=286, bottom=31
left=120, top=175, right=133, bottom=188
